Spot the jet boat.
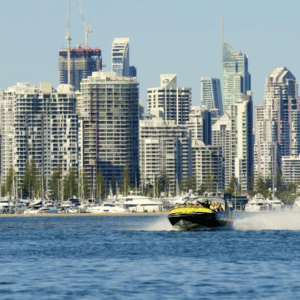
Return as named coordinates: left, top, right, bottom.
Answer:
left=168, top=194, right=233, bottom=230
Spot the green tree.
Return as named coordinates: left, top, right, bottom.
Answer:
left=160, top=169, right=170, bottom=197
left=50, top=165, right=62, bottom=200
left=120, top=165, right=131, bottom=196
left=203, top=169, right=215, bottom=193
left=64, top=167, right=78, bottom=199
left=30, top=159, right=38, bottom=197
left=190, top=173, right=197, bottom=193
left=22, top=161, right=32, bottom=199
left=1, top=184, right=6, bottom=197
left=255, top=176, right=271, bottom=199
left=6, top=166, right=15, bottom=197
left=224, top=176, right=236, bottom=195
left=96, top=168, right=106, bottom=201
left=248, top=165, right=255, bottom=197
left=82, top=168, right=90, bottom=199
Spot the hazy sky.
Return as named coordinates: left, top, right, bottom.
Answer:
left=1, top=0, right=300, bottom=108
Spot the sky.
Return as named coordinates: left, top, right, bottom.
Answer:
left=1, top=0, right=300, bottom=108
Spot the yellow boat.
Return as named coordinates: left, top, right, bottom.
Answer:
left=168, top=195, right=233, bottom=231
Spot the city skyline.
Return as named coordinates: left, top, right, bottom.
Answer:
left=1, top=0, right=300, bottom=108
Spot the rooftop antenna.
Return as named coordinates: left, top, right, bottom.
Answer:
left=76, top=0, right=92, bottom=48
left=221, top=7, right=224, bottom=46
left=66, top=0, right=71, bottom=84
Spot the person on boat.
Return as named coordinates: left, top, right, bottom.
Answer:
left=218, top=204, right=223, bottom=212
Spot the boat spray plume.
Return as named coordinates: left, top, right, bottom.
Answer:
left=233, top=210, right=300, bottom=230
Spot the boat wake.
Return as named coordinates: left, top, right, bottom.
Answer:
left=233, top=210, right=300, bottom=230
left=143, top=217, right=174, bottom=231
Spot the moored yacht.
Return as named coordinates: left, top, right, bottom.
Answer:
left=0, top=196, right=11, bottom=213
left=293, top=197, right=300, bottom=210
left=268, top=196, right=284, bottom=210
left=116, top=195, right=163, bottom=213
left=88, top=202, right=129, bottom=214
left=245, top=194, right=269, bottom=212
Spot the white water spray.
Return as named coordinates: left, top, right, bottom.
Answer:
left=143, top=217, right=173, bottom=231
left=233, top=210, right=300, bottom=230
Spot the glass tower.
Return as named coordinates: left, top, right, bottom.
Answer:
left=200, top=77, right=223, bottom=115
left=111, top=38, right=130, bottom=76
left=222, top=42, right=251, bottom=115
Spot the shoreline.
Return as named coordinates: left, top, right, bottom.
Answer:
left=0, top=212, right=169, bottom=218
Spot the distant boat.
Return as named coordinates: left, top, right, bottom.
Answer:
left=88, top=202, right=129, bottom=214
left=116, top=195, right=163, bottom=213
left=293, top=197, right=300, bottom=210
left=245, top=194, right=269, bottom=212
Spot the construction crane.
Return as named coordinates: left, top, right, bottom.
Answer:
left=76, top=0, right=92, bottom=48
left=66, top=0, right=71, bottom=84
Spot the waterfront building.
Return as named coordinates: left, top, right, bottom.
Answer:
left=111, top=38, right=130, bottom=77
left=186, top=105, right=211, bottom=145
left=200, top=77, right=223, bottom=115
left=254, top=67, right=300, bottom=181
left=139, top=109, right=191, bottom=192
left=222, top=42, right=251, bottom=115
left=212, top=114, right=233, bottom=188
left=59, top=47, right=102, bottom=91
left=147, top=74, right=191, bottom=125
left=282, top=155, right=300, bottom=184
left=0, top=82, right=78, bottom=189
left=191, top=140, right=224, bottom=192
left=77, top=71, right=139, bottom=192
left=231, top=91, right=253, bottom=192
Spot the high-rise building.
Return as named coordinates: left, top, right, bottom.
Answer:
left=191, top=140, right=224, bottom=192
left=77, top=71, right=139, bottom=193
left=200, top=77, right=223, bottom=115
left=186, top=105, right=211, bottom=145
left=129, top=66, right=137, bottom=77
left=0, top=82, right=78, bottom=190
left=212, top=114, right=233, bottom=188
left=282, top=155, right=300, bottom=184
left=59, top=47, right=102, bottom=91
left=222, top=42, right=251, bottom=115
left=111, top=38, right=130, bottom=77
left=254, top=67, right=300, bottom=181
left=147, top=74, right=191, bottom=125
left=231, top=91, right=253, bottom=192
left=139, top=109, right=191, bottom=191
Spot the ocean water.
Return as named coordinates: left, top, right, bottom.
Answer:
left=1, top=211, right=300, bottom=299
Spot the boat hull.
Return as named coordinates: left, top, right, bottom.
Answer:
left=168, top=207, right=233, bottom=231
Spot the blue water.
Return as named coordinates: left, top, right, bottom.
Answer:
left=1, top=211, right=300, bottom=299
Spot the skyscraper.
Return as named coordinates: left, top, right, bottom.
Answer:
left=147, top=74, right=191, bottom=125
left=231, top=91, right=253, bottom=192
left=200, top=77, right=223, bottom=115
left=129, top=66, right=137, bottom=77
left=254, top=67, right=300, bottom=181
left=77, top=71, right=139, bottom=193
left=191, top=140, right=224, bottom=192
left=186, top=105, right=211, bottom=145
left=0, top=82, right=78, bottom=190
left=59, top=47, right=102, bottom=91
left=139, top=110, right=191, bottom=191
left=111, top=38, right=130, bottom=77
left=212, top=114, right=233, bottom=188
left=222, top=42, right=251, bottom=115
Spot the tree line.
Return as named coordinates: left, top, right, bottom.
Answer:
left=3, top=161, right=298, bottom=203
left=3, top=161, right=132, bottom=201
